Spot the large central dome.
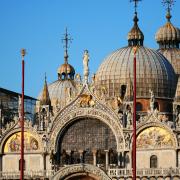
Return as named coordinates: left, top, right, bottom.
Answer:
left=95, top=13, right=177, bottom=100
left=95, top=46, right=176, bottom=99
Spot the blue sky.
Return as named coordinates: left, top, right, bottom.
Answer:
left=0, top=0, right=179, bottom=98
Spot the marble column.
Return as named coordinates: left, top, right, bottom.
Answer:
left=92, top=149, right=97, bottom=166
left=66, top=150, right=72, bottom=164
left=117, top=151, right=121, bottom=167
left=104, top=150, right=109, bottom=170
left=79, top=150, right=84, bottom=163
left=123, top=151, right=126, bottom=168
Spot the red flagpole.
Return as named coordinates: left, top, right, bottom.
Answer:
left=20, top=49, right=26, bottom=180
left=132, top=47, right=137, bottom=180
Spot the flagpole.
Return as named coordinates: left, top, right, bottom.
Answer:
left=20, top=48, right=26, bottom=180
left=132, top=46, right=137, bottom=180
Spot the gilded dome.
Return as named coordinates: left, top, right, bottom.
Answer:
left=57, top=63, right=75, bottom=79
left=95, top=46, right=177, bottom=99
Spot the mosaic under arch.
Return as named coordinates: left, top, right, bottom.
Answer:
left=137, top=126, right=175, bottom=149
left=4, top=132, right=39, bottom=153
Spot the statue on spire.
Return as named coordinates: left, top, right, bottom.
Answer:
left=61, top=28, right=73, bottom=64
left=83, top=50, right=89, bottom=83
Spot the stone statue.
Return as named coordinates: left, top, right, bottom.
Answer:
left=18, top=95, right=21, bottom=118
left=92, top=74, right=96, bottom=84
left=75, top=73, right=81, bottom=82
left=83, top=50, right=89, bottom=83
left=126, top=110, right=132, bottom=128
left=176, top=113, right=180, bottom=127
left=66, top=87, right=72, bottom=102
left=149, top=89, right=155, bottom=111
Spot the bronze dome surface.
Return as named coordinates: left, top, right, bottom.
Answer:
left=95, top=46, right=177, bottom=99
left=57, top=63, right=75, bottom=76
left=38, top=79, right=77, bottom=107
left=158, top=48, right=180, bottom=75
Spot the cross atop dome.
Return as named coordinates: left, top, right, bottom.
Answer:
left=61, top=28, right=73, bottom=64
left=162, top=0, right=175, bottom=21
left=130, top=0, right=142, bottom=13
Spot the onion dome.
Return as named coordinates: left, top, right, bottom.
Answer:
left=155, top=11, right=180, bottom=49
left=128, top=12, right=144, bottom=46
left=95, top=13, right=177, bottom=100
left=40, top=75, right=51, bottom=106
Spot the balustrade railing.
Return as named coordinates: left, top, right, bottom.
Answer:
left=0, top=167, right=180, bottom=179
left=108, top=167, right=180, bottom=177
left=0, top=170, right=54, bottom=179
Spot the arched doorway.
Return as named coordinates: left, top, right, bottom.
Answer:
left=56, top=117, right=117, bottom=167
left=51, top=164, right=111, bottom=180
left=65, top=174, right=96, bottom=180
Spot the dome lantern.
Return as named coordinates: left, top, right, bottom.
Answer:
left=128, top=0, right=144, bottom=46
left=155, top=0, right=180, bottom=49
left=127, top=12, right=144, bottom=46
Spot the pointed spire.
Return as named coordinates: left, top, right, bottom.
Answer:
left=40, top=73, right=51, bottom=106
left=61, top=28, right=73, bottom=64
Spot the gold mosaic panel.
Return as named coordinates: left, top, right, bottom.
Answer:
left=4, top=132, right=39, bottom=153
left=137, top=127, right=174, bottom=149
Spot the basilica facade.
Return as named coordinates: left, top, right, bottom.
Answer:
left=0, top=2, right=180, bottom=180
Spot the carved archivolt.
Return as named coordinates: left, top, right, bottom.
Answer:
left=50, top=84, right=125, bottom=152
left=50, top=108, right=124, bottom=152
left=51, top=164, right=111, bottom=180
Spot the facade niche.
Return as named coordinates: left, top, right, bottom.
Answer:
left=150, top=155, right=158, bottom=168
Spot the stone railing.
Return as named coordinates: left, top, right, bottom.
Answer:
left=108, top=167, right=180, bottom=178
left=0, top=170, right=54, bottom=179
left=1, top=167, right=180, bottom=179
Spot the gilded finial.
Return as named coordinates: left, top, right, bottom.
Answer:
left=21, top=48, right=26, bottom=58
left=61, top=28, right=73, bottom=64
left=162, top=0, right=175, bottom=22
